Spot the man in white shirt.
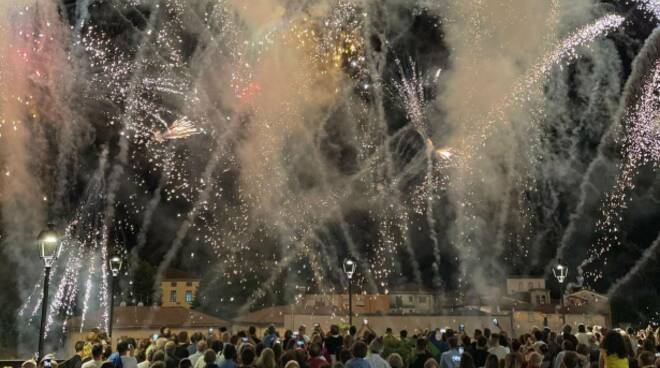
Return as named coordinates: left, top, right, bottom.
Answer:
left=189, top=340, right=208, bottom=367
left=487, top=334, right=509, bottom=362
left=575, top=325, right=591, bottom=347
left=366, top=338, right=391, bottom=368
left=81, top=345, right=104, bottom=368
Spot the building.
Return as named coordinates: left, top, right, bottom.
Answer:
left=160, top=269, right=201, bottom=308
left=66, top=306, right=229, bottom=354
left=505, top=277, right=550, bottom=306
left=301, top=294, right=390, bottom=315
left=388, top=283, right=435, bottom=314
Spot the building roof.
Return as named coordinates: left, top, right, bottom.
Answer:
left=506, top=276, right=545, bottom=280
left=233, top=304, right=343, bottom=326
left=161, top=268, right=201, bottom=281
left=68, top=306, right=229, bottom=330
left=389, top=283, right=433, bottom=293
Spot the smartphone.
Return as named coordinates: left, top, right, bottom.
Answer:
left=293, top=331, right=299, bottom=337
left=363, top=319, right=368, bottom=325
left=459, top=347, right=464, bottom=355
left=151, top=334, right=158, bottom=341
left=296, top=340, right=305, bottom=347
left=459, top=324, right=465, bottom=333
left=492, top=318, right=499, bottom=326
left=208, top=328, right=214, bottom=334
left=241, top=337, right=249, bottom=343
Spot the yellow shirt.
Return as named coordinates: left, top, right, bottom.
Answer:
left=604, top=354, right=628, bottom=368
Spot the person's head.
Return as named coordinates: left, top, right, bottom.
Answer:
left=527, top=353, right=543, bottom=368
left=477, top=336, right=488, bottom=349
left=638, top=351, right=656, bottom=367
left=643, top=338, right=656, bottom=353
left=484, top=355, right=499, bottom=368
left=224, top=344, right=238, bottom=361
left=490, top=334, right=500, bottom=347
left=560, top=352, right=580, bottom=368
left=309, top=343, right=322, bottom=358
left=349, top=326, right=357, bottom=337
left=267, top=325, right=276, bottom=335
left=298, top=325, right=306, bottom=335
left=459, top=353, right=475, bottom=368
left=21, top=360, right=36, bottom=368
left=578, top=325, right=586, bottom=334
left=161, top=327, right=172, bottom=338
left=165, top=341, right=176, bottom=355
left=212, top=340, right=224, bottom=354
left=602, top=331, right=627, bottom=359
left=387, top=354, right=404, bottom=368
left=178, top=331, right=189, bottom=344
left=400, top=330, right=408, bottom=339
left=179, top=359, right=192, bottom=368
left=75, top=341, right=85, bottom=354
left=423, top=358, right=439, bottom=368
left=339, top=348, right=352, bottom=364
left=369, top=338, right=383, bottom=354
left=484, top=329, right=491, bottom=339
left=385, top=328, right=393, bottom=335
left=563, top=325, right=572, bottom=335
left=91, top=344, right=104, bottom=360
left=416, top=337, right=427, bottom=352
left=504, top=354, right=523, bottom=368
left=351, top=341, right=368, bottom=359
left=259, top=348, right=276, bottom=367
left=118, top=341, right=130, bottom=356
left=153, top=351, right=166, bottom=363
left=448, top=336, right=459, bottom=349
left=197, top=340, right=208, bottom=353
left=150, top=362, right=166, bottom=368
left=241, top=344, right=256, bottom=366
left=330, top=325, right=339, bottom=335
left=204, top=349, right=217, bottom=364
left=284, top=361, right=299, bottom=368
left=561, top=339, right=575, bottom=352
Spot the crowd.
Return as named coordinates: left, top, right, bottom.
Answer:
left=22, top=323, right=660, bottom=368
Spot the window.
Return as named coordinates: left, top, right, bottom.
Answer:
left=395, top=296, right=403, bottom=307
left=186, top=281, right=193, bottom=287
left=170, top=290, right=177, bottom=303
left=541, top=295, right=547, bottom=304
left=536, top=295, right=541, bottom=305
left=171, top=282, right=177, bottom=287
left=419, top=296, right=427, bottom=303
left=408, top=296, right=414, bottom=303
left=518, top=282, right=523, bottom=290
left=185, top=291, right=193, bottom=304
left=528, top=282, right=534, bottom=290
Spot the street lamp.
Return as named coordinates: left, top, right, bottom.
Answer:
left=108, top=255, right=122, bottom=338
left=553, top=260, right=568, bottom=326
left=37, top=223, right=61, bottom=361
left=343, top=258, right=356, bottom=326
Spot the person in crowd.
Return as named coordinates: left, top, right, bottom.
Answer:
left=528, top=352, right=544, bottom=368
left=554, top=339, right=577, bottom=368
left=366, top=338, right=390, bottom=368
left=21, top=360, right=37, bottom=368
left=483, top=354, right=499, bottom=368
left=176, top=333, right=191, bottom=360
left=82, top=344, right=105, bottom=368
left=165, top=341, right=180, bottom=368
left=345, top=341, right=369, bottom=368
left=561, top=352, right=581, bottom=368
left=219, top=344, right=237, bottom=368
left=284, top=362, right=300, bottom=368
left=473, top=336, right=490, bottom=368
left=600, top=331, right=629, bottom=368
left=256, top=348, right=277, bottom=368
left=424, top=359, right=440, bottom=368
left=439, top=336, right=462, bottom=368
left=179, top=360, right=193, bottom=368
left=190, top=341, right=209, bottom=367
left=307, top=343, right=328, bottom=368
left=488, top=334, right=509, bottom=362
left=202, top=350, right=219, bottom=368
left=121, top=340, right=139, bottom=368
left=62, top=341, right=87, bottom=368
left=504, top=353, right=523, bottom=368
left=239, top=345, right=256, bottom=368
left=325, top=325, right=344, bottom=363
left=138, top=348, right=157, bottom=368
left=412, top=338, right=434, bottom=368
left=263, top=326, right=278, bottom=348
left=576, top=326, right=591, bottom=348
left=636, top=352, right=655, bottom=368
left=388, top=354, right=405, bottom=368
left=459, top=353, right=476, bottom=368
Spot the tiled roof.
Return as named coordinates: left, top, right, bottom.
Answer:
left=68, top=306, right=229, bottom=330
left=162, top=268, right=201, bottom=281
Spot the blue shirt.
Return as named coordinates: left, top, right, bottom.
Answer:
left=219, top=359, right=236, bottom=368
left=345, top=358, right=370, bottom=368
left=440, top=349, right=461, bottom=368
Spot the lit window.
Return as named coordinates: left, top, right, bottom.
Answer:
left=170, top=290, right=177, bottom=303
left=185, top=291, right=193, bottom=304
left=186, top=281, right=193, bottom=287
left=171, top=282, right=177, bottom=287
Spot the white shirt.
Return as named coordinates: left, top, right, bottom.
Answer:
left=366, top=353, right=391, bottom=368
left=488, top=346, right=509, bottom=362
left=137, top=361, right=150, bottom=368
left=81, top=360, right=103, bottom=368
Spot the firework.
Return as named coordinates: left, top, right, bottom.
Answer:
left=153, top=118, right=202, bottom=143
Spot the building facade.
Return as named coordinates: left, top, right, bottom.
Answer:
left=159, top=269, right=200, bottom=308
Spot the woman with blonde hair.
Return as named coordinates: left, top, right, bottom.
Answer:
left=256, top=349, right=276, bottom=368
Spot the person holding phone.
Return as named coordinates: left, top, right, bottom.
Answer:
left=439, top=336, right=462, bottom=368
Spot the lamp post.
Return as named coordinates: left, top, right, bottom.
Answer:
left=343, top=258, right=356, bottom=326
left=108, top=255, right=122, bottom=338
left=553, top=260, right=568, bottom=326
left=37, top=224, right=61, bottom=361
